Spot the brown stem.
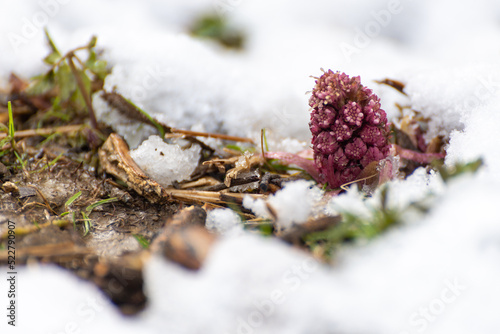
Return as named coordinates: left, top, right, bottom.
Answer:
left=67, top=54, right=98, bottom=130
left=170, top=129, right=253, bottom=143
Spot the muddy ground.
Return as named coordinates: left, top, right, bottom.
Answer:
left=0, top=143, right=179, bottom=314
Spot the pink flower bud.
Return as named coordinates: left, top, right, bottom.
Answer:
left=309, top=70, right=390, bottom=188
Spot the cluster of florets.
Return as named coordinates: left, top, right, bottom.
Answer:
left=309, top=70, right=390, bottom=189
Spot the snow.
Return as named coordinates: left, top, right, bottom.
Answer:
left=8, top=183, right=500, bottom=333
left=329, top=167, right=445, bottom=222
left=92, top=93, right=158, bottom=149
left=10, top=264, right=141, bottom=334
left=129, top=135, right=201, bottom=187
left=2, top=0, right=500, bottom=333
left=244, top=180, right=324, bottom=229
left=403, top=62, right=500, bottom=142
left=206, top=208, right=243, bottom=235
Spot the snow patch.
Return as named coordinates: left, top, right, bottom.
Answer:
left=404, top=63, right=500, bottom=142
left=244, top=180, right=323, bottom=229
left=206, top=208, right=244, bottom=235
left=129, top=135, right=200, bottom=187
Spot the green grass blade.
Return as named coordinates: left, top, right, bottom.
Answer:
left=13, top=151, right=25, bottom=169
left=44, top=28, right=62, bottom=56
left=39, top=152, right=64, bottom=172
left=7, top=101, right=15, bottom=138
left=133, top=234, right=150, bottom=249
left=81, top=212, right=92, bottom=236
left=65, top=191, right=82, bottom=207
left=86, top=197, right=118, bottom=215
left=122, top=97, right=165, bottom=138
left=262, top=128, right=269, bottom=152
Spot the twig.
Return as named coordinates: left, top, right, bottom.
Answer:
left=0, top=219, right=70, bottom=239
left=0, top=241, right=89, bottom=262
left=375, top=78, right=407, bottom=95
left=340, top=174, right=378, bottom=191
left=170, top=128, right=254, bottom=143
left=0, top=124, right=84, bottom=140
left=67, top=54, right=98, bottom=130
left=199, top=173, right=260, bottom=191
left=259, top=172, right=283, bottom=192
left=27, top=185, right=58, bottom=215
left=99, top=133, right=266, bottom=205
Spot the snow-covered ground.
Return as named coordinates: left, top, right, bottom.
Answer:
left=2, top=0, right=500, bottom=333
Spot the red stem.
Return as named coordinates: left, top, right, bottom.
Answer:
left=394, top=144, right=445, bottom=164
left=264, top=151, right=321, bottom=182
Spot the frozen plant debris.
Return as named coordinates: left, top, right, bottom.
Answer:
left=309, top=70, right=391, bottom=189
left=129, top=135, right=201, bottom=187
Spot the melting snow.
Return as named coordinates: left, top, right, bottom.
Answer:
left=130, top=135, right=201, bottom=187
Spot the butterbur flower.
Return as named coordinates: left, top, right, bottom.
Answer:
left=266, top=70, right=443, bottom=190
left=309, top=70, right=391, bottom=188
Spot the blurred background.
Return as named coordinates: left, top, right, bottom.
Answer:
left=3, top=0, right=500, bottom=143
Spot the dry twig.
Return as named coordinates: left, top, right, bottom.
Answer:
left=99, top=133, right=266, bottom=205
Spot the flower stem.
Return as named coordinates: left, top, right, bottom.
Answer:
left=264, top=151, right=321, bottom=182
left=394, top=144, right=445, bottom=164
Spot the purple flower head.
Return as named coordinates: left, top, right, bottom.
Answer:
left=310, top=106, right=336, bottom=135
left=332, top=147, right=349, bottom=169
left=360, top=126, right=387, bottom=147
left=345, top=138, right=368, bottom=160
left=309, top=70, right=391, bottom=189
left=342, top=101, right=364, bottom=127
left=331, top=119, right=353, bottom=142
left=313, top=131, right=339, bottom=155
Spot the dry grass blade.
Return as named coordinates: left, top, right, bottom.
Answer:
left=0, top=219, right=70, bottom=239
left=375, top=78, right=407, bottom=95
left=0, top=242, right=91, bottom=263
left=0, top=124, right=84, bottom=140
left=178, top=177, right=221, bottom=189
left=171, top=128, right=254, bottom=143
left=67, top=54, right=98, bottom=129
left=224, top=153, right=263, bottom=187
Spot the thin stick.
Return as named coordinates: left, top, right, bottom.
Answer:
left=0, top=220, right=70, bottom=239
left=170, top=128, right=254, bottom=143
left=340, top=174, right=378, bottom=191
left=0, top=241, right=89, bottom=261
left=0, top=124, right=84, bottom=140
left=67, top=54, right=98, bottom=130
left=27, top=185, right=58, bottom=215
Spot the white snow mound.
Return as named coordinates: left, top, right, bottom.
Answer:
left=129, top=135, right=200, bottom=187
